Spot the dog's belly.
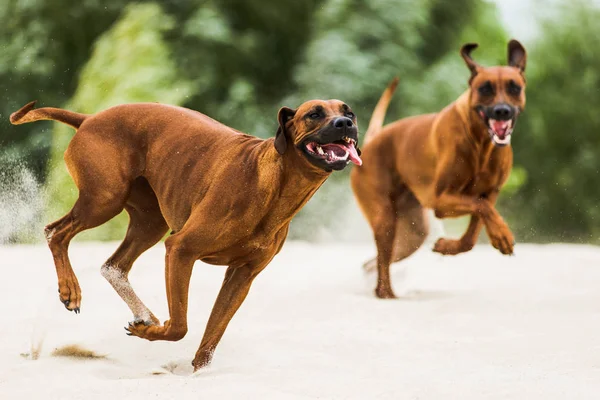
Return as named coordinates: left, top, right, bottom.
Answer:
left=197, top=229, right=288, bottom=267
left=147, top=167, right=290, bottom=266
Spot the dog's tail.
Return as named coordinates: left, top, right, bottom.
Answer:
left=10, top=101, right=88, bottom=129
left=363, top=77, right=399, bottom=145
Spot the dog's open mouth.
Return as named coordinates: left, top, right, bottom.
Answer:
left=487, top=118, right=514, bottom=146
left=305, top=136, right=362, bottom=166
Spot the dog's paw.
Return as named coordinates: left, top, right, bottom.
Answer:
left=132, top=316, right=159, bottom=327
left=192, top=351, right=214, bottom=372
left=375, top=286, right=397, bottom=299
left=125, top=319, right=187, bottom=342
left=125, top=320, right=156, bottom=340
left=488, top=227, right=515, bottom=255
left=57, top=277, right=82, bottom=313
left=432, top=238, right=473, bottom=255
left=131, top=312, right=161, bottom=327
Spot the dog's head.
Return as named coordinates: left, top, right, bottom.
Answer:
left=461, top=39, right=527, bottom=147
left=274, top=100, right=362, bottom=172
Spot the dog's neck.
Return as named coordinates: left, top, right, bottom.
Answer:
left=454, top=90, right=494, bottom=151
left=453, top=90, right=507, bottom=169
left=261, top=139, right=330, bottom=224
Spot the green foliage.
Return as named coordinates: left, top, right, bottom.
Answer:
left=289, top=0, right=507, bottom=124
left=0, top=0, right=129, bottom=178
left=503, top=1, right=600, bottom=243
left=4, top=0, right=512, bottom=242
left=166, top=0, right=320, bottom=138
left=46, top=3, right=192, bottom=240
left=7, top=0, right=595, bottom=244
left=403, top=0, right=508, bottom=117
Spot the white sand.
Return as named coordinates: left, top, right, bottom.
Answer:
left=1, top=241, right=599, bottom=399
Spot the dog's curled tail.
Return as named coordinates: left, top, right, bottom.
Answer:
left=10, top=101, right=88, bottom=129
left=363, top=77, right=399, bottom=145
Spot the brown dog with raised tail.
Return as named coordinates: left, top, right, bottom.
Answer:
left=351, top=40, right=527, bottom=299
left=10, top=98, right=362, bottom=370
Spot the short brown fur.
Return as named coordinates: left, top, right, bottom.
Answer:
left=351, top=40, right=527, bottom=298
left=11, top=98, right=358, bottom=370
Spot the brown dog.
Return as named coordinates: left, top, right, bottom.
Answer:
left=351, top=40, right=527, bottom=299
left=10, top=99, right=362, bottom=370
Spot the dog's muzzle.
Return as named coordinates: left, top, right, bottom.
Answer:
left=299, top=117, right=362, bottom=171
left=476, top=104, right=520, bottom=147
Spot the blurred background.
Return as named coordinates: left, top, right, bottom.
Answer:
left=0, top=0, right=598, bottom=245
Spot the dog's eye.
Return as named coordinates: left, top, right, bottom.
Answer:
left=308, top=112, right=321, bottom=120
left=345, top=111, right=355, bottom=119
left=478, top=82, right=494, bottom=96
left=507, top=81, right=522, bottom=96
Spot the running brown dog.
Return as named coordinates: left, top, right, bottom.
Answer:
left=10, top=99, right=362, bottom=370
left=351, top=40, right=527, bottom=299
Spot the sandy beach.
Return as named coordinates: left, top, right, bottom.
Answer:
left=1, top=241, right=599, bottom=399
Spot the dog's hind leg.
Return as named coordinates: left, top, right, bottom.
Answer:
left=362, top=191, right=429, bottom=298
left=45, top=191, right=127, bottom=313
left=101, top=178, right=169, bottom=325
left=352, top=173, right=399, bottom=298
left=45, top=133, right=135, bottom=312
left=364, top=207, right=429, bottom=266
left=365, top=199, right=398, bottom=299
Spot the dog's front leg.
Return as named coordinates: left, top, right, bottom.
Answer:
left=125, top=235, right=196, bottom=341
left=433, top=215, right=483, bottom=255
left=192, top=264, right=263, bottom=371
left=432, top=192, right=514, bottom=255
left=434, top=191, right=501, bottom=255
left=474, top=192, right=515, bottom=255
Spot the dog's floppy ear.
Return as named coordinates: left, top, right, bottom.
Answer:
left=275, top=106, right=296, bottom=155
left=460, top=43, right=480, bottom=83
left=507, top=39, right=527, bottom=73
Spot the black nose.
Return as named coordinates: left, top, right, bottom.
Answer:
left=491, top=104, right=513, bottom=120
left=332, top=117, right=354, bottom=129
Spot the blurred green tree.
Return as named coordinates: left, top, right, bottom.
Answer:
left=46, top=3, right=192, bottom=240
left=504, top=0, right=600, bottom=243
left=4, top=0, right=539, bottom=243
left=0, top=0, right=129, bottom=178
left=165, top=0, right=320, bottom=138
left=289, top=0, right=507, bottom=125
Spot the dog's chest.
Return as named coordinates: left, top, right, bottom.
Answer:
left=464, top=157, right=507, bottom=195
left=208, top=225, right=288, bottom=267
left=467, top=171, right=495, bottom=195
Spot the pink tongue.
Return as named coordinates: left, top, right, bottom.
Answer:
left=321, top=143, right=363, bottom=166
left=492, top=120, right=508, bottom=138
left=346, top=143, right=362, bottom=166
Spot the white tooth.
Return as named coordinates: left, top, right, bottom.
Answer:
left=493, top=134, right=511, bottom=145
left=317, top=145, right=325, bottom=155
left=507, top=120, right=513, bottom=128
